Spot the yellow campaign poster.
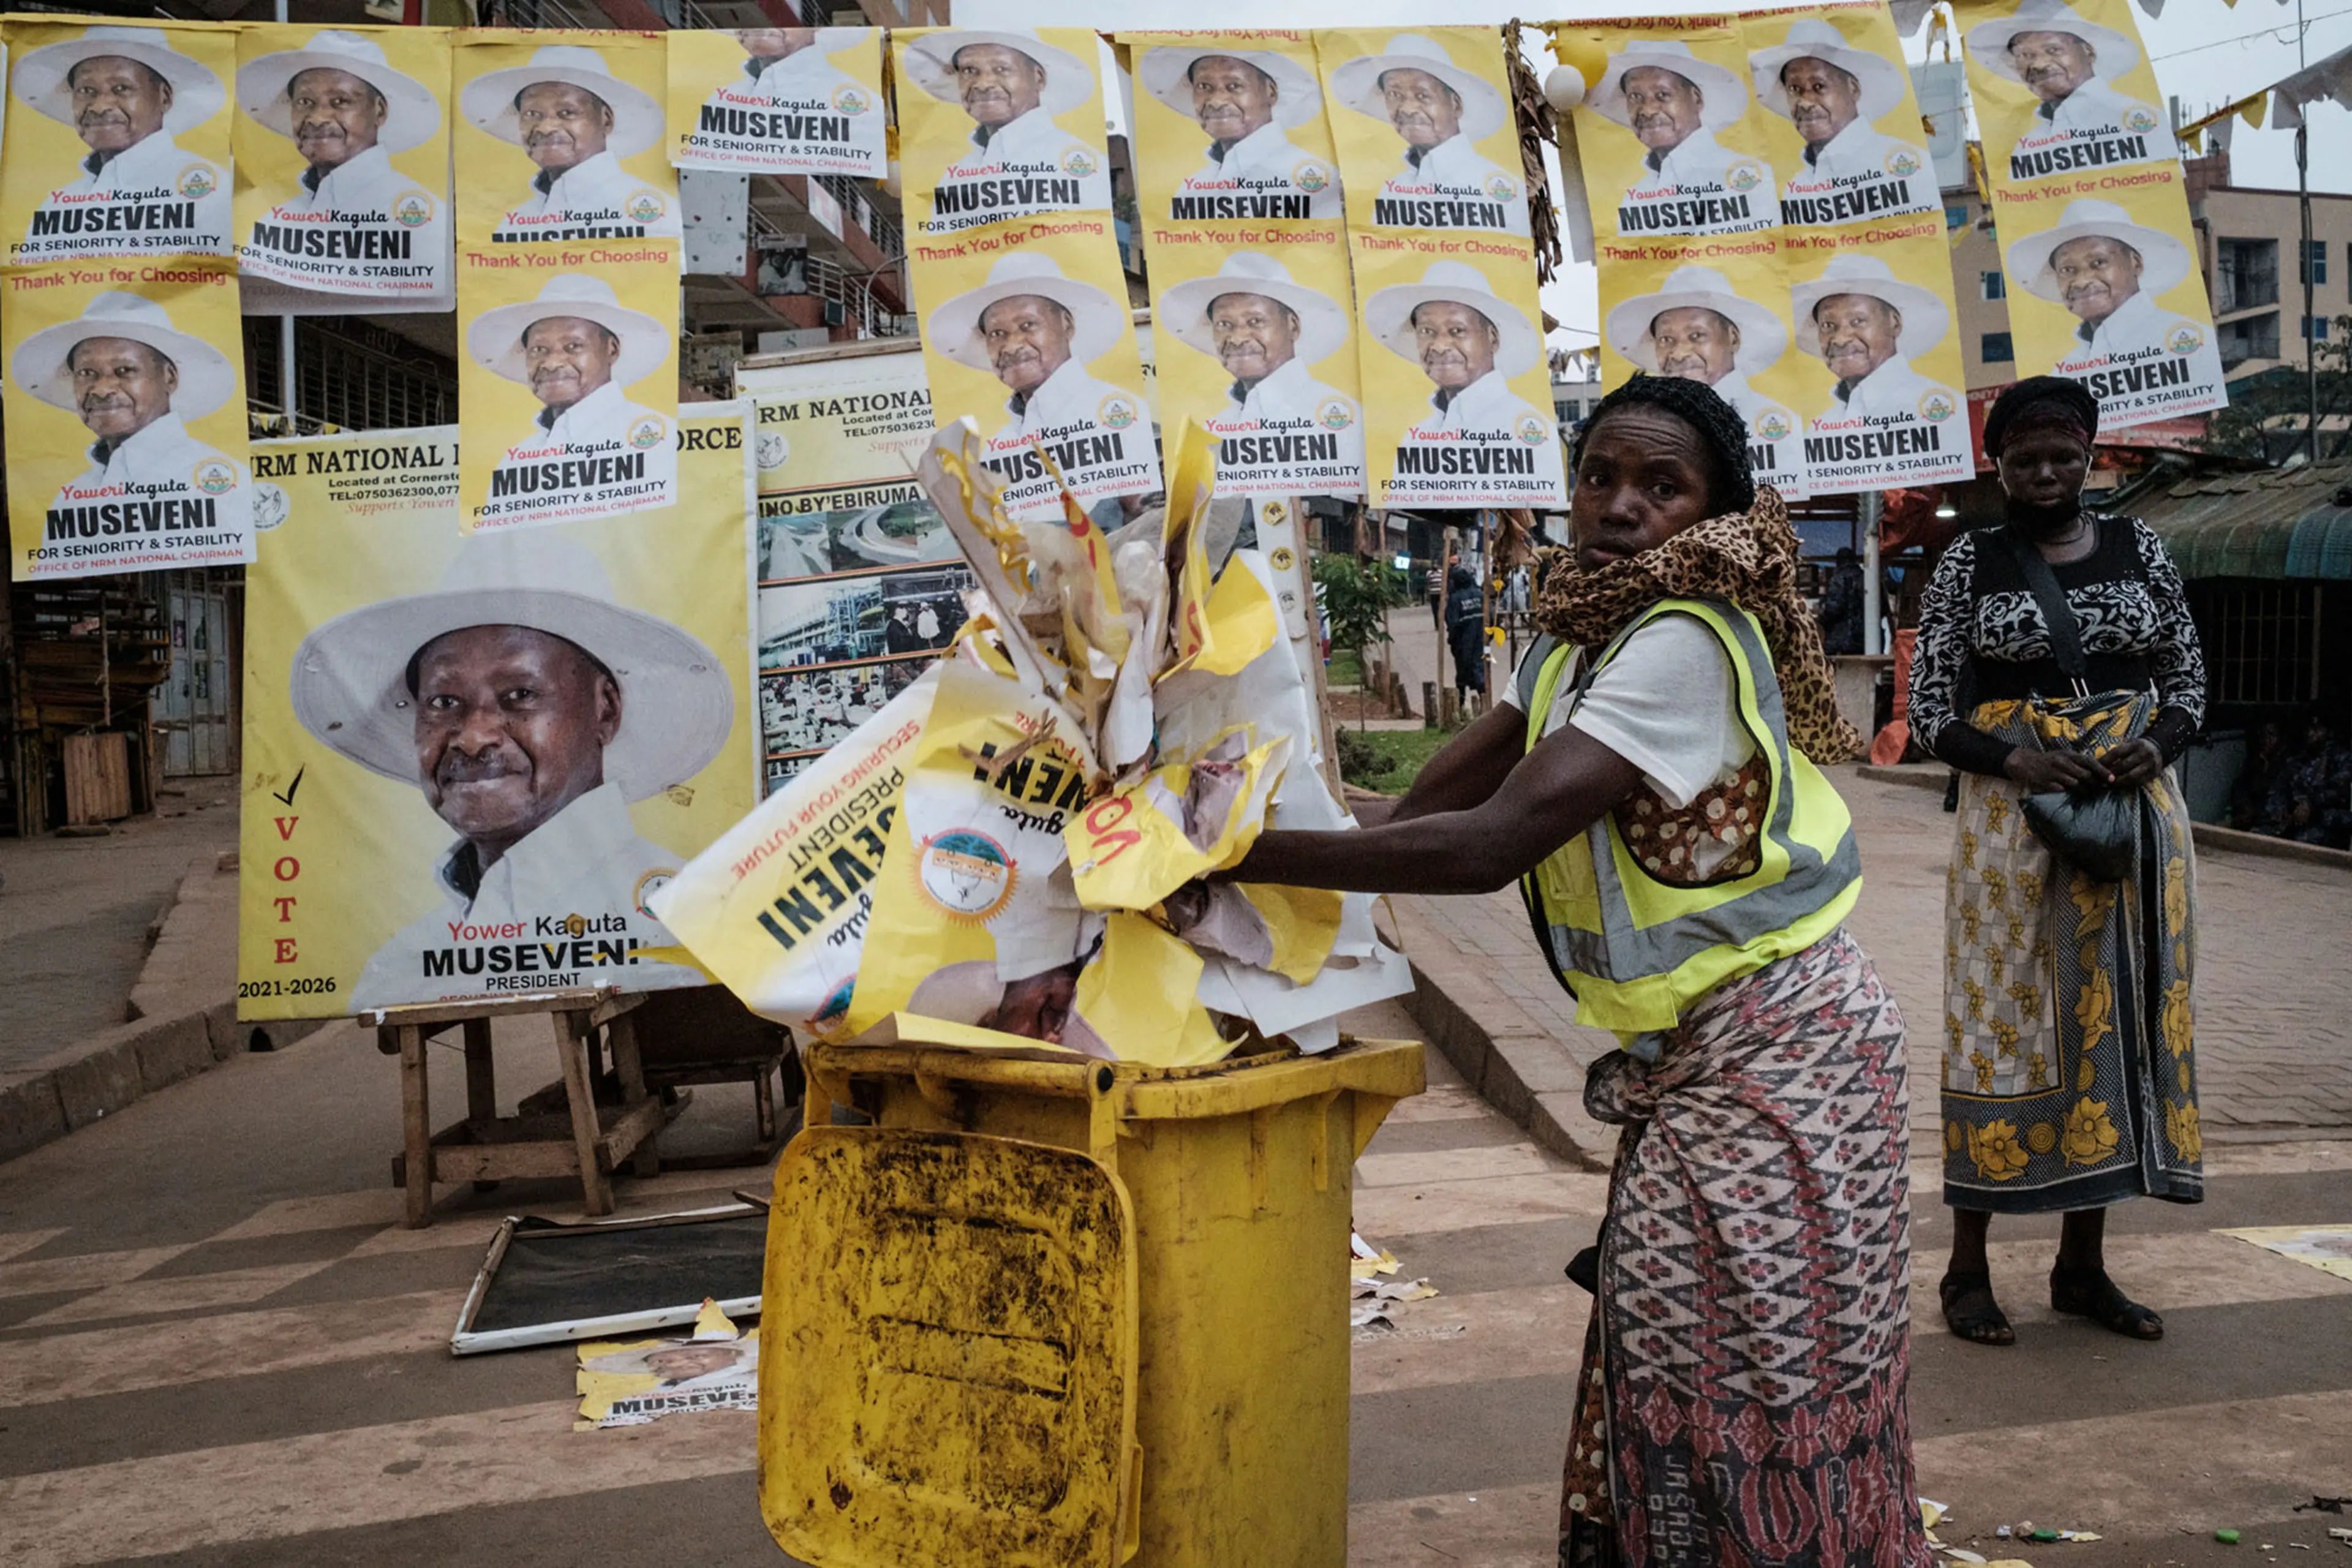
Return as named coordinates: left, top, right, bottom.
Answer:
left=666, top=27, right=884, bottom=178
left=733, top=345, right=933, bottom=497
left=892, top=27, right=1112, bottom=238
left=1316, top=28, right=1532, bottom=240
left=1565, top=16, right=1777, bottom=241
left=235, top=406, right=758, bottom=1020
left=5, top=262, right=252, bottom=580
left=232, top=24, right=453, bottom=313
left=1740, top=3, right=1938, bottom=230
left=1125, top=32, right=1361, bottom=498
left=451, top=29, right=677, bottom=248
left=458, top=249, right=680, bottom=531
left=0, top=18, right=236, bottom=265
left=1959, top=0, right=2177, bottom=188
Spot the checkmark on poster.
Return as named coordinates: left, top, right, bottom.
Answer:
left=273, top=766, right=304, bottom=808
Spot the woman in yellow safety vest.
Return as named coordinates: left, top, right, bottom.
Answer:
left=1225, top=374, right=1931, bottom=1568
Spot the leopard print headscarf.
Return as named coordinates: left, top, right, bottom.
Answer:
left=1534, top=484, right=1866, bottom=765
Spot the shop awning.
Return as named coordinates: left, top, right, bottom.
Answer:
left=2136, top=462, right=2352, bottom=581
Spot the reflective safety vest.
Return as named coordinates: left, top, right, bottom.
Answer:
left=1516, top=597, right=1861, bottom=1049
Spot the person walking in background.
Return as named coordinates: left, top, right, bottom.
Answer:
left=1819, top=543, right=1866, bottom=655
left=1441, top=564, right=1487, bottom=709
left=1909, top=376, right=2207, bottom=1348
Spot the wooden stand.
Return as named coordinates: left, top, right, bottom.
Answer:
left=372, top=988, right=663, bottom=1228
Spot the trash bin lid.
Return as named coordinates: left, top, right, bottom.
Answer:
left=761, top=1128, right=1139, bottom=1567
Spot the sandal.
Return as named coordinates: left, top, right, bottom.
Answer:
left=2049, top=1262, right=2164, bottom=1340
left=1939, top=1268, right=2016, bottom=1346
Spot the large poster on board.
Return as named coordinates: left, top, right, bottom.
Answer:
left=666, top=27, right=886, bottom=178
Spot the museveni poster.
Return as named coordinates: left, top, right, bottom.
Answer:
left=235, top=405, right=758, bottom=1020
left=666, top=27, right=885, bottom=178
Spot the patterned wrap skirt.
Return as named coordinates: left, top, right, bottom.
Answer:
left=1559, top=928, right=1930, bottom=1568
left=1939, top=692, right=2204, bottom=1214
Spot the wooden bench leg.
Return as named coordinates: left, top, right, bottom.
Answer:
left=753, top=1063, right=776, bottom=1144
left=554, top=1009, right=614, bottom=1216
left=462, top=1018, right=502, bottom=1193
left=398, top=1023, right=432, bottom=1229
left=608, top=1012, right=659, bottom=1180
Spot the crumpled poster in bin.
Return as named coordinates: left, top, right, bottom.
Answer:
left=1065, top=726, right=1292, bottom=913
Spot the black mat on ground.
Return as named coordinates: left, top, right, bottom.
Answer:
left=469, top=1210, right=767, bottom=1334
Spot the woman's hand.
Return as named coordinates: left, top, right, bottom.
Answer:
left=2003, top=746, right=2105, bottom=792
left=2098, top=738, right=2166, bottom=788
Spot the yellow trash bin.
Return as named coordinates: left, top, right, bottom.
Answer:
left=759, top=1035, right=1426, bottom=1568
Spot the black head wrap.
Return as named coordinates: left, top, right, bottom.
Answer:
left=1570, top=371, right=1757, bottom=515
left=1983, top=374, right=2098, bottom=461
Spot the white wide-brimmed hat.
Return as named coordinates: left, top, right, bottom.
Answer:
left=238, top=29, right=440, bottom=157
left=1329, top=32, right=1507, bottom=141
left=466, top=273, right=672, bottom=389
left=459, top=43, right=663, bottom=160
left=1588, top=39, right=1748, bottom=132
left=900, top=30, right=1093, bottom=115
left=290, top=533, right=733, bottom=802
left=924, top=252, right=1123, bottom=374
left=1365, top=260, right=1539, bottom=378
left=1792, top=253, right=1950, bottom=360
left=11, top=292, right=236, bottom=419
left=581, top=1341, right=751, bottom=1378
left=1965, top=0, right=2138, bottom=83
left=2005, top=196, right=2190, bottom=303
left=1162, top=252, right=1350, bottom=367
left=12, top=24, right=226, bottom=134
left=1749, top=17, right=1908, bottom=123
left=1605, top=264, right=1787, bottom=375
left=1137, top=43, right=1322, bottom=130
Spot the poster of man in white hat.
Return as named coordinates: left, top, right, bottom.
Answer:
left=667, top=28, right=884, bottom=178
left=4, top=21, right=233, bottom=265
left=1606, top=262, right=1807, bottom=498
left=1748, top=14, right=1934, bottom=227
left=2006, top=197, right=2226, bottom=425
left=922, top=250, right=1158, bottom=521
left=233, top=26, right=450, bottom=307
left=1363, top=258, right=1566, bottom=508
left=1161, top=251, right=1365, bottom=497
left=1324, top=29, right=1530, bottom=238
left=456, top=36, right=679, bottom=245
left=1792, top=251, right=1972, bottom=489
left=466, top=273, right=679, bottom=530
left=6, top=281, right=253, bottom=581
left=1963, top=0, right=2177, bottom=182
left=895, top=28, right=1112, bottom=235
left=1581, top=29, right=1774, bottom=238
left=577, top=1335, right=758, bottom=1427
left=1134, top=40, right=1341, bottom=223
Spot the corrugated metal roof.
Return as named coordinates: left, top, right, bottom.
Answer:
left=2136, top=461, right=2352, bottom=579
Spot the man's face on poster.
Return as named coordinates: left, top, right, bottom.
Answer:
left=515, top=81, right=612, bottom=175
left=1209, top=291, right=1302, bottom=387
left=1813, top=292, right=1902, bottom=383
left=522, top=315, right=621, bottom=415
left=69, top=337, right=176, bottom=442
left=1650, top=306, right=1741, bottom=385
left=410, top=625, right=619, bottom=856
left=1379, top=68, right=1463, bottom=151
left=1622, top=66, right=1703, bottom=154
left=2007, top=30, right=2097, bottom=107
left=742, top=29, right=816, bottom=61
left=644, top=1344, right=742, bottom=1382
left=1413, top=300, right=1499, bottom=393
left=979, top=293, right=1074, bottom=397
left=1189, top=55, right=1279, bottom=146
left=288, top=67, right=386, bottom=175
left=954, top=43, right=1044, bottom=131
left=2052, top=235, right=2143, bottom=328
left=67, top=56, right=172, bottom=157
left=1780, top=56, right=1861, bottom=149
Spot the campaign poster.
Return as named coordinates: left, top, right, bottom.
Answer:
left=892, top=27, right=1112, bottom=236
left=1600, top=243, right=1811, bottom=499
left=234, top=405, right=759, bottom=1020
left=1316, top=28, right=1532, bottom=239
left=760, top=563, right=969, bottom=671
left=1565, top=16, right=1777, bottom=241
left=1, top=19, right=236, bottom=265
left=1125, top=32, right=1362, bottom=499
left=757, top=481, right=957, bottom=581
left=666, top=27, right=884, bottom=178
left=232, top=24, right=452, bottom=313
left=1741, top=4, right=1937, bottom=230
left=458, top=252, right=682, bottom=530
left=5, top=263, right=252, bottom=581
left=733, top=345, right=932, bottom=497
left=453, top=29, right=679, bottom=247
left=1959, top=0, right=2177, bottom=187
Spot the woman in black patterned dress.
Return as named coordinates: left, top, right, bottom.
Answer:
left=1909, top=377, right=2207, bottom=1347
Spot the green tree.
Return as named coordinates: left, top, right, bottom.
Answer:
left=1311, top=552, right=1409, bottom=663
left=2202, top=312, right=2352, bottom=465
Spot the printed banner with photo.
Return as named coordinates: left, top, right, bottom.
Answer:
left=6, top=263, right=252, bottom=580
left=1, top=18, right=236, bottom=266
left=1126, top=32, right=1363, bottom=498
left=232, top=24, right=452, bottom=314
left=1959, top=0, right=2177, bottom=188
left=1740, top=3, right=1938, bottom=232
left=891, top=27, right=1113, bottom=238
left=1566, top=16, right=1777, bottom=242
left=734, top=345, right=933, bottom=497
left=1315, top=26, right=1532, bottom=240
left=758, top=479, right=956, bottom=582
left=234, top=407, right=758, bottom=1020
left=452, top=29, right=678, bottom=248
left=458, top=254, right=681, bottom=531
left=759, top=650, right=940, bottom=780
left=577, top=1329, right=758, bottom=1430
left=667, top=27, right=884, bottom=178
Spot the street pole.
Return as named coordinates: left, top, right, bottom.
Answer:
left=2301, top=0, right=2320, bottom=461
left=1860, top=491, right=1885, bottom=657
left=276, top=0, right=295, bottom=430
